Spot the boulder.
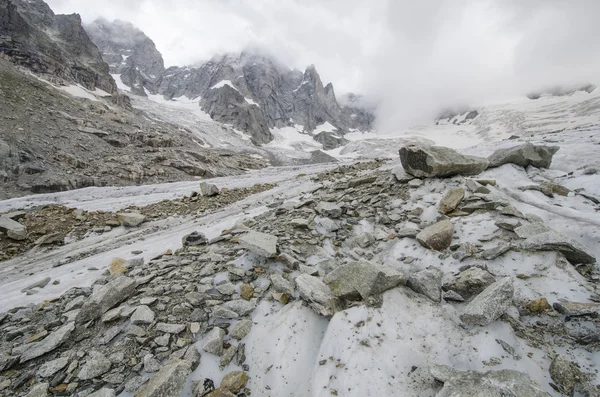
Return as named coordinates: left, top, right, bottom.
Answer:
left=230, top=319, right=252, bottom=340
left=399, top=144, right=489, bottom=178
left=444, top=267, right=495, bottom=298
left=0, top=216, right=27, bottom=240
left=130, top=305, right=155, bottom=325
left=430, top=365, right=551, bottom=397
left=20, top=322, right=75, bottom=362
left=134, top=359, right=191, bottom=397
left=76, top=277, right=137, bottom=323
left=296, top=274, right=343, bottom=317
left=78, top=351, right=112, bottom=380
left=439, top=188, right=465, bottom=214
left=182, top=231, right=208, bottom=247
left=323, top=262, right=405, bottom=300
left=553, top=301, right=599, bottom=317
left=37, top=357, right=70, bottom=378
left=238, top=231, right=278, bottom=258
left=116, top=212, right=146, bottom=227
left=416, top=220, right=454, bottom=251
left=407, top=267, right=443, bottom=302
left=203, top=327, right=225, bottom=355
left=460, top=278, right=514, bottom=326
left=220, top=371, right=249, bottom=394
left=315, top=201, right=343, bottom=218
left=487, top=143, right=559, bottom=169
left=25, top=383, right=49, bottom=397
left=519, top=231, right=595, bottom=264
left=199, top=182, right=219, bottom=197
left=549, top=355, right=589, bottom=396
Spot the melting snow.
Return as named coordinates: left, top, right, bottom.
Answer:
left=211, top=80, right=237, bottom=90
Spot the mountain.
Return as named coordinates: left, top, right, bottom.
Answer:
left=85, top=18, right=164, bottom=96
left=86, top=20, right=375, bottom=146
left=0, top=0, right=116, bottom=93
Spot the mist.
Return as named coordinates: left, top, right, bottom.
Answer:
left=46, top=0, right=600, bottom=132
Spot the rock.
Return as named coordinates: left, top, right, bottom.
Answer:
left=348, top=175, right=377, bottom=187
left=481, top=242, right=511, bottom=260
left=37, top=357, right=69, bottom=378
left=155, top=323, right=186, bottom=334
left=88, top=389, right=116, bottom=397
left=108, top=258, right=127, bottom=275
left=416, top=220, right=454, bottom=251
left=323, top=262, right=405, bottom=300
left=549, top=355, right=588, bottom=396
left=443, top=290, right=465, bottom=302
left=392, top=167, right=414, bottom=183
left=238, top=231, right=278, bottom=258
left=290, top=218, right=309, bottom=228
left=315, top=201, right=343, bottom=218
left=143, top=354, right=162, bottom=373
left=430, top=365, right=551, bottom=397
left=182, top=231, right=208, bottom=247
left=520, top=231, right=595, bottom=264
left=199, top=182, right=220, bottom=197
left=203, top=328, right=225, bottom=355
left=76, top=277, right=137, bottom=323
left=220, top=371, right=249, bottom=394
left=240, top=284, right=254, bottom=300
left=134, top=359, right=191, bottom=397
left=465, top=179, right=490, bottom=194
left=514, top=223, right=549, bottom=239
left=408, top=178, right=423, bottom=188
left=526, top=298, right=552, bottom=314
left=500, top=205, right=524, bottom=218
left=34, top=233, right=63, bottom=245
left=445, top=267, right=495, bottom=299
left=488, top=143, right=559, bottom=169
left=219, top=345, right=237, bottom=368
left=116, top=212, right=146, bottom=227
left=20, top=322, right=75, bottom=362
left=205, top=389, right=235, bottom=397
left=193, top=379, right=216, bottom=397
left=0, top=216, right=27, bottom=240
left=399, top=144, right=489, bottom=178
left=21, top=277, right=52, bottom=293
left=439, top=188, right=465, bottom=214
left=231, top=319, right=252, bottom=340
left=25, top=383, right=49, bottom=397
left=407, top=267, right=443, bottom=302
left=296, top=274, right=343, bottom=317
left=270, top=274, right=295, bottom=296
left=223, top=300, right=255, bottom=316
left=553, top=301, right=600, bottom=317
left=78, top=351, right=112, bottom=380
left=494, top=218, right=521, bottom=231
left=460, top=278, right=514, bottom=326
left=130, top=305, right=155, bottom=325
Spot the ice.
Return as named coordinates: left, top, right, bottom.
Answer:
left=266, top=125, right=323, bottom=152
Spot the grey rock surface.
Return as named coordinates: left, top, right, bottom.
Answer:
left=416, top=220, right=454, bottom=251
left=203, top=328, right=225, bottom=356
left=20, top=322, right=75, bottom=362
left=439, top=188, right=465, bottom=214
left=238, top=231, right=278, bottom=258
left=399, top=144, right=489, bottom=178
left=0, top=216, right=27, bottom=240
left=407, top=267, right=443, bottom=302
left=460, top=278, right=514, bottom=326
left=296, top=274, right=342, bottom=317
left=134, top=359, right=191, bottom=397
left=488, top=143, right=559, bottom=169
left=199, top=182, right=220, bottom=197
left=520, top=231, right=595, bottom=264
left=78, top=351, right=112, bottom=380
left=76, top=276, right=137, bottom=323
left=323, top=262, right=405, bottom=300
left=444, top=267, right=495, bottom=299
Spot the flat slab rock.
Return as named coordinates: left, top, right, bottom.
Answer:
left=296, top=274, right=343, bottom=317
left=460, top=278, right=514, bottom=326
left=430, top=364, right=551, bottom=397
left=0, top=216, right=27, bottom=240
left=399, top=144, right=489, bottom=178
left=238, top=231, right=278, bottom=258
left=487, top=143, right=559, bottom=169
left=76, top=276, right=137, bottom=323
left=134, top=359, right=191, bottom=397
left=20, top=322, right=75, bottom=362
left=519, top=230, right=595, bottom=264
left=553, top=301, right=600, bottom=317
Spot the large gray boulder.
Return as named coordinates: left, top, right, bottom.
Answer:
left=199, top=182, right=219, bottom=197
left=443, top=267, right=495, bottom=299
left=416, top=220, right=454, bottom=251
left=134, top=359, right=191, bottom=397
left=430, top=365, right=551, bottom=397
left=323, top=262, right=405, bottom=300
left=296, top=274, right=343, bottom=317
left=488, top=143, right=559, bottom=169
left=76, top=277, right=137, bottom=323
left=238, top=231, right=278, bottom=258
left=519, top=231, right=595, bottom=264
left=0, top=216, right=27, bottom=240
left=460, top=278, right=514, bottom=326
left=399, top=144, right=489, bottom=178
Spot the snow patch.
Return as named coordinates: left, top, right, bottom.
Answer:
left=211, top=80, right=237, bottom=91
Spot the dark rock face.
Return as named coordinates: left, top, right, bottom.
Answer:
left=0, top=0, right=116, bottom=93
left=85, top=18, right=165, bottom=96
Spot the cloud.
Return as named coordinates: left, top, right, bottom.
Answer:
left=46, top=0, right=600, bottom=131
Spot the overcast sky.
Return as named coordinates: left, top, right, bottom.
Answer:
left=47, top=0, right=600, bottom=129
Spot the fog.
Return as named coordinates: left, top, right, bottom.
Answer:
left=46, top=0, right=600, bottom=131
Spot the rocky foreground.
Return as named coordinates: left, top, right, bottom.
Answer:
left=0, top=144, right=599, bottom=396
